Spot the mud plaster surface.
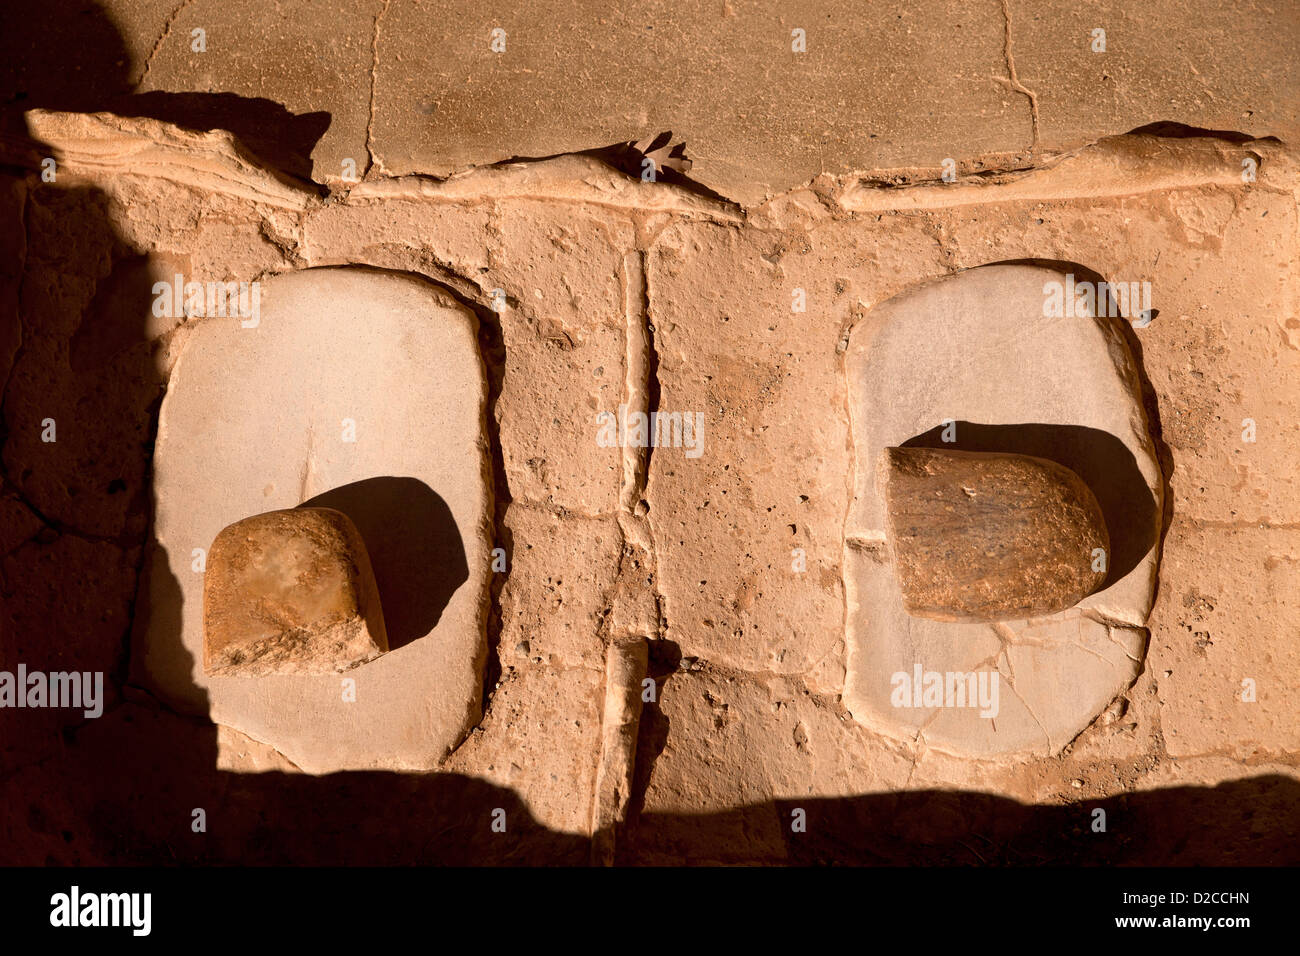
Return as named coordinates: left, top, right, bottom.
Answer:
left=0, top=108, right=1297, bottom=863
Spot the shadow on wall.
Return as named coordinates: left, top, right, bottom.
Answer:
left=6, top=692, right=1300, bottom=866
left=0, top=0, right=332, bottom=745
left=0, top=0, right=330, bottom=180
left=901, top=422, right=1157, bottom=587
left=0, top=0, right=545, bottom=871
left=302, top=477, right=468, bottom=651
left=622, top=775, right=1300, bottom=866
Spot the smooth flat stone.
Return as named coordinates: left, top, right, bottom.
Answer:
left=882, top=447, right=1109, bottom=622
left=132, top=267, right=491, bottom=772
left=843, top=264, right=1162, bottom=757
left=204, top=507, right=388, bottom=678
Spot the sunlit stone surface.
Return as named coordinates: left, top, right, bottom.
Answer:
left=204, top=507, right=388, bottom=678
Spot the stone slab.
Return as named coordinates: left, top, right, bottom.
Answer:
left=843, top=264, right=1162, bottom=756
left=1008, top=0, right=1299, bottom=153
left=132, top=267, right=491, bottom=772
left=371, top=0, right=1026, bottom=204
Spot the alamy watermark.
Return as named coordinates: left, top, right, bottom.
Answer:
left=0, top=665, right=103, bottom=718
left=50, top=886, right=150, bottom=936
left=891, top=664, right=999, bottom=718
left=1043, top=274, right=1152, bottom=326
left=596, top=405, right=705, bottom=458
left=152, top=275, right=261, bottom=327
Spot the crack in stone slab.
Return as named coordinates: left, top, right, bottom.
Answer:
left=365, top=0, right=392, bottom=178
left=589, top=638, right=648, bottom=864
left=297, top=421, right=316, bottom=502
left=998, top=674, right=1053, bottom=752
left=135, top=0, right=194, bottom=90
left=1105, top=626, right=1147, bottom=665
left=996, top=0, right=1040, bottom=153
